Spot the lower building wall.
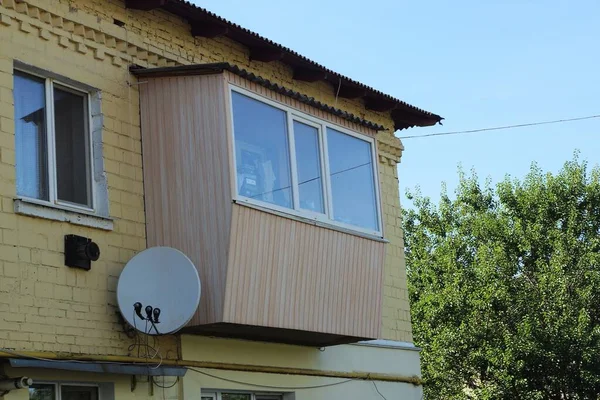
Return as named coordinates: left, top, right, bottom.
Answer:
left=181, top=335, right=423, bottom=400
left=1, top=368, right=179, bottom=400
left=1, top=336, right=422, bottom=400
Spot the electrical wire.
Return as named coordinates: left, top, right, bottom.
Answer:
left=372, top=380, right=388, bottom=400
left=334, top=77, right=342, bottom=107
left=187, top=367, right=355, bottom=390
left=152, top=376, right=180, bottom=389
left=128, top=308, right=163, bottom=369
left=0, top=347, right=401, bottom=394
left=248, top=161, right=372, bottom=200
left=398, top=114, right=600, bottom=139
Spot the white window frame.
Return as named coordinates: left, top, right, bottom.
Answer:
left=202, top=390, right=283, bottom=400
left=229, top=85, right=383, bottom=238
left=14, top=68, right=95, bottom=213
left=13, top=62, right=111, bottom=230
left=29, top=382, right=100, bottom=400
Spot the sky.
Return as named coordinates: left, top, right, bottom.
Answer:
left=191, top=0, right=600, bottom=204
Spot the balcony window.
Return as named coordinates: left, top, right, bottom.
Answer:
left=230, top=87, right=381, bottom=236
left=327, top=128, right=378, bottom=231
left=231, top=92, right=292, bottom=209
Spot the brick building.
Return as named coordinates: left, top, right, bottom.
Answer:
left=0, top=1, right=441, bottom=399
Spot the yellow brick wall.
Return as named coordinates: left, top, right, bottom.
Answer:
left=0, top=0, right=414, bottom=352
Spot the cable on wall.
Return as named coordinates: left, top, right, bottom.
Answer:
left=398, top=114, right=600, bottom=139
left=187, top=367, right=355, bottom=390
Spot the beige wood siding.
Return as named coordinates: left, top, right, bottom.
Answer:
left=139, top=74, right=231, bottom=326
left=140, top=72, right=385, bottom=341
left=223, top=204, right=384, bottom=338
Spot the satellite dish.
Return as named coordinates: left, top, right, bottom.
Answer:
left=117, top=247, right=201, bottom=335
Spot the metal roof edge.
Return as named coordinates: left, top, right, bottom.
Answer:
left=125, top=0, right=443, bottom=130
left=130, top=63, right=388, bottom=131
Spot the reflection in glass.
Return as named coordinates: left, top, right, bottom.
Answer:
left=232, top=92, right=292, bottom=209
left=29, top=384, right=56, bottom=400
left=54, top=86, right=91, bottom=207
left=327, top=128, right=378, bottom=231
left=293, top=121, right=324, bottom=213
left=221, top=394, right=252, bottom=400
left=14, top=72, right=49, bottom=200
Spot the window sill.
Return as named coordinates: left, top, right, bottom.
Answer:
left=233, top=199, right=388, bottom=243
left=14, top=199, right=114, bottom=231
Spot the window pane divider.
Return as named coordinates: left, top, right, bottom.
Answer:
left=286, top=111, right=300, bottom=211
left=45, top=78, right=57, bottom=204
left=321, top=123, right=334, bottom=221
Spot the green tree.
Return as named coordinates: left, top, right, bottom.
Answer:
left=403, top=156, right=600, bottom=399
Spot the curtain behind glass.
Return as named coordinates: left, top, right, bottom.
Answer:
left=54, top=85, right=91, bottom=206
left=60, top=386, right=98, bottom=400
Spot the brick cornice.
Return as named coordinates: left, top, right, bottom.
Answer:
left=377, top=135, right=404, bottom=166
left=0, top=0, right=182, bottom=68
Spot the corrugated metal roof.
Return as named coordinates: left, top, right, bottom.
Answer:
left=126, top=0, right=443, bottom=131
left=130, top=63, right=388, bottom=131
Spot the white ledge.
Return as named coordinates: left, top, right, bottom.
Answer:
left=234, top=200, right=389, bottom=243
left=14, top=199, right=113, bottom=231
left=353, top=340, right=422, bottom=352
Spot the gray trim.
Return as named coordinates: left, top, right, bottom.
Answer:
left=353, top=339, right=422, bottom=352
left=89, top=91, right=109, bottom=218
left=14, top=60, right=99, bottom=92
left=14, top=199, right=113, bottom=231
left=9, top=359, right=187, bottom=377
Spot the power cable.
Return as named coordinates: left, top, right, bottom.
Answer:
left=0, top=348, right=402, bottom=394
left=247, top=161, right=372, bottom=200
left=152, top=376, right=180, bottom=389
left=187, top=367, right=355, bottom=390
left=399, top=114, right=600, bottom=139
left=372, top=380, right=388, bottom=400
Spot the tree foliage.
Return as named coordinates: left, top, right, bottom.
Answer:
left=403, top=156, right=600, bottom=399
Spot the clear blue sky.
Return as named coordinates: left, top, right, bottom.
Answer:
left=191, top=0, right=600, bottom=204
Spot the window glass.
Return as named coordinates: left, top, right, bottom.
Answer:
left=29, top=384, right=56, bottom=400
left=54, top=85, right=91, bottom=207
left=60, top=386, right=98, bottom=400
left=293, top=121, right=324, bottom=213
left=221, top=394, right=251, bottom=400
left=14, top=71, right=49, bottom=200
left=327, top=128, right=378, bottom=231
left=232, top=92, right=292, bottom=209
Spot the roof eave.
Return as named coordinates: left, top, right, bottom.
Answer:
left=125, top=0, right=443, bottom=130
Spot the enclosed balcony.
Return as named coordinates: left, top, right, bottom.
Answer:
left=134, top=64, right=386, bottom=346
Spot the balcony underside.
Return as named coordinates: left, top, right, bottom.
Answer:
left=183, top=323, right=368, bottom=347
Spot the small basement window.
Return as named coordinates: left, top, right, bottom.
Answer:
left=202, top=391, right=283, bottom=400
left=29, top=383, right=99, bottom=400
left=230, top=87, right=382, bottom=237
